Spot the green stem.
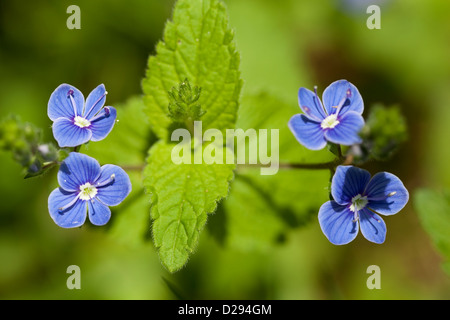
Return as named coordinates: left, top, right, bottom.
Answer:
left=120, top=156, right=351, bottom=173
left=238, top=160, right=338, bottom=171
left=119, top=145, right=354, bottom=173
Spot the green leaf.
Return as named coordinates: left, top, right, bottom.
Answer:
left=143, top=141, right=235, bottom=272
left=218, top=175, right=286, bottom=251
left=212, top=91, right=333, bottom=251
left=167, top=78, right=206, bottom=123
left=0, top=114, right=60, bottom=178
left=84, top=96, right=155, bottom=166
left=142, top=0, right=242, bottom=140
left=414, top=188, right=450, bottom=275
left=84, top=96, right=155, bottom=245
left=236, top=91, right=334, bottom=163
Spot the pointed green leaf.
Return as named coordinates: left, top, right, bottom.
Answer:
left=142, top=0, right=242, bottom=140
left=144, top=141, right=234, bottom=272
left=414, top=188, right=450, bottom=275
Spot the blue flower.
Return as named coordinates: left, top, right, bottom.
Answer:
left=288, top=80, right=365, bottom=150
left=48, top=152, right=132, bottom=228
left=48, top=84, right=117, bottom=147
left=319, top=165, right=408, bottom=245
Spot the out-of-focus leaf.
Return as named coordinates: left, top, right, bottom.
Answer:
left=414, top=188, right=450, bottom=276
left=84, top=96, right=154, bottom=245
left=212, top=91, right=333, bottom=251
left=143, top=141, right=235, bottom=272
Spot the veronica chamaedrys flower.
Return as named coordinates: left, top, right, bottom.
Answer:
left=319, top=165, right=408, bottom=245
left=288, top=80, right=365, bottom=150
left=48, top=84, right=117, bottom=147
left=48, top=152, right=131, bottom=228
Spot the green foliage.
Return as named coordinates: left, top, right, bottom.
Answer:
left=212, top=91, right=332, bottom=251
left=84, top=96, right=155, bottom=245
left=143, top=141, right=235, bottom=272
left=84, top=96, right=154, bottom=166
left=0, top=115, right=59, bottom=178
left=141, top=0, right=243, bottom=272
left=356, top=104, right=408, bottom=162
left=414, top=188, right=450, bottom=276
left=168, top=78, right=206, bottom=124
left=142, top=0, right=242, bottom=140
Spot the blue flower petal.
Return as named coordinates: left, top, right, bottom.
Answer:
left=48, top=84, right=85, bottom=121
left=95, top=164, right=132, bottom=206
left=323, top=111, right=364, bottom=146
left=84, top=84, right=107, bottom=119
left=332, top=165, right=371, bottom=205
left=365, top=172, right=409, bottom=216
left=58, top=152, right=101, bottom=189
left=298, top=87, right=327, bottom=120
left=52, top=117, right=92, bottom=148
left=87, top=199, right=111, bottom=226
left=48, top=188, right=87, bottom=228
left=322, top=79, right=364, bottom=116
left=318, top=200, right=359, bottom=245
left=89, top=107, right=117, bottom=142
left=288, top=114, right=327, bottom=150
left=359, top=208, right=387, bottom=244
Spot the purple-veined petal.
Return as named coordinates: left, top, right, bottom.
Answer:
left=87, top=199, right=111, bottom=226
left=48, top=84, right=85, bottom=121
left=95, top=164, right=132, bottom=206
left=288, top=114, right=327, bottom=150
left=89, top=106, right=117, bottom=142
left=84, top=84, right=107, bottom=119
left=48, top=188, right=87, bottom=228
left=332, top=165, right=371, bottom=205
left=365, top=171, right=409, bottom=216
left=59, top=152, right=101, bottom=189
left=52, top=117, right=93, bottom=148
left=324, top=111, right=364, bottom=146
left=359, top=208, right=387, bottom=244
left=322, top=79, right=363, bottom=116
left=318, top=200, right=359, bottom=245
left=298, top=87, right=327, bottom=121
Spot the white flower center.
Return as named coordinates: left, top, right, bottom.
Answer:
left=349, top=194, right=368, bottom=212
left=79, top=182, right=98, bottom=201
left=74, top=116, right=91, bottom=128
left=321, top=113, right=340, bottom=129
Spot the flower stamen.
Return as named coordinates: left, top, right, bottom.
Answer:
left=321, top=113, right=340, bottom=129
left=58, top=193, right=81, bottom=213
left=349, top=194, right=368, bottom=212
left=314, top=86, right=328, bottom=116
left=89, top=107, right=111, bottom=123
left=302, top=106, right=323, bottom=122
left=366, top=208, right=382, bottom=223
left=79, top=182, right=98, bottom=201
left=67, top=89, right=78, bottom=117
left=367, top=191, right=397, bottom=202
left=332, top=88, right=352, bottom=116
left=74, top=116, right=91, bottom=128
left=85, top=91, right=108, bottom=119
left=96, top=173, right=116, bottom=188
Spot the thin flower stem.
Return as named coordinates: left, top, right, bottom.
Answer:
left=121, top=164, right=146, bottom=172
left=119, top=156, right=351, bottom=173
left=337, top=144, right=343, bottom=160
left=119, top=144, right=354, bottom=173
left=238, top=161, right=338, bottom=171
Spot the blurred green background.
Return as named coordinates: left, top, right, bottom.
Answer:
left=1, top=0, right=450, bottom=299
